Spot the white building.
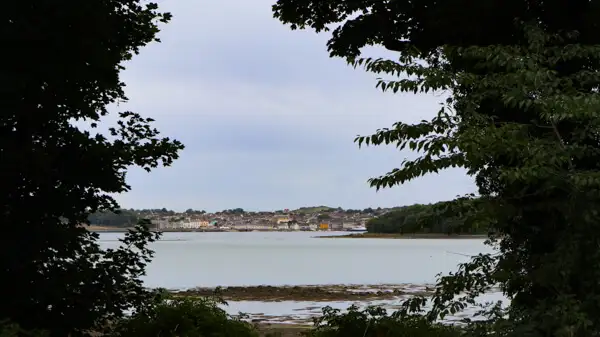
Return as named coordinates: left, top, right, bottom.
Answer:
left=182, top=219, right=202, bottom=229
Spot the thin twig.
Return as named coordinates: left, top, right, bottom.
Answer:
left=550, top=119, right=575, bottom=171
left=446, top=251, right=474, bottom=257
left=550, top=120, right=566, bottom=149
left=362, top=320, right=371, bottom=337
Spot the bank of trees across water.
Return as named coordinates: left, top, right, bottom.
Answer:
left=366, top=200, right=489, bottom=235
left=88, top=210, right=140, bottom=227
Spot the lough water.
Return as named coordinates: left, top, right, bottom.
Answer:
left=98, top=231, right=494, bottom=289
left=98, top=232, right=503, bottom=323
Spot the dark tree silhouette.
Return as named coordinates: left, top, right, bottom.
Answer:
left=2, top=1, right=183, bottom=335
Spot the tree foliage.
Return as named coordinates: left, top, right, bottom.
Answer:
left=223, top=208, right=246, bottom=214
left=2, top=1, right=183, bottom=335
left=110, top=296, right=259, bottom=337
left=367, top=200, right=488, bottom=235
left=88, top=209, right=140, bottom=227
left=306, top=306, right=462, bottom=337
left=273, top=1, right=600, bottom=336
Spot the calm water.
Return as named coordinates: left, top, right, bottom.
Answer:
left=98, top=231, right=494, bottom=289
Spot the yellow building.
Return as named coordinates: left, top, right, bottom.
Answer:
left=319, top=223, right=329, bottom=230
left=276, top=218, right=291, bottom=224
left=199, top=221, right=209, bottom=227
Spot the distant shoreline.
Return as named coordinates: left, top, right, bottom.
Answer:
left=316, top=233, right=488, bottom=239
left=86, top=225, right=333, bottom=233
left=86, top=226, right=487, bottom=239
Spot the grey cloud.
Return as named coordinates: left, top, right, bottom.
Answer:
left=124, top=0, right=364, bottom=87
left=125, top=35, right=355, bottom=89
left=164, top=118, right=344, bottom=156
left=119, top=147, right=475, bottom=212
left=112, top=0, right=476, bottom=211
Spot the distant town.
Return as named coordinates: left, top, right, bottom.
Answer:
left=88, top=206, right=392, bottom=232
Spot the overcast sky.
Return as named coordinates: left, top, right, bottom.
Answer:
left=112, top=0, right=476, bottom=212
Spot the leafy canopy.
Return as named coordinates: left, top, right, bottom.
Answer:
left=273, top=0, right=600, bottom=335
left=2, top=0, right=183, bottom=335
left=111, top=296, right=259, bottom=337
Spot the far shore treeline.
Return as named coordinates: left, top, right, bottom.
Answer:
left=366, top=199, right=488, bottom=235
left=88, top=210, right=140, bottom=227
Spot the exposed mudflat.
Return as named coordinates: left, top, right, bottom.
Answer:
left=169, top=285, right=506, bottom=335
left=227, top=290, right=506, bottom=327
left=255, top=323, right=310, bottom=337
left=172, top=283, right=435, bottom=302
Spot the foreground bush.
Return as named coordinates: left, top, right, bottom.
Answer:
left=109, top=296, right=259, bottom=337
left=3, top=298, right=472, bottom=337
left=0, top=320, right=48, bottom=337
left=307, top=306, right=463, bottom=337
